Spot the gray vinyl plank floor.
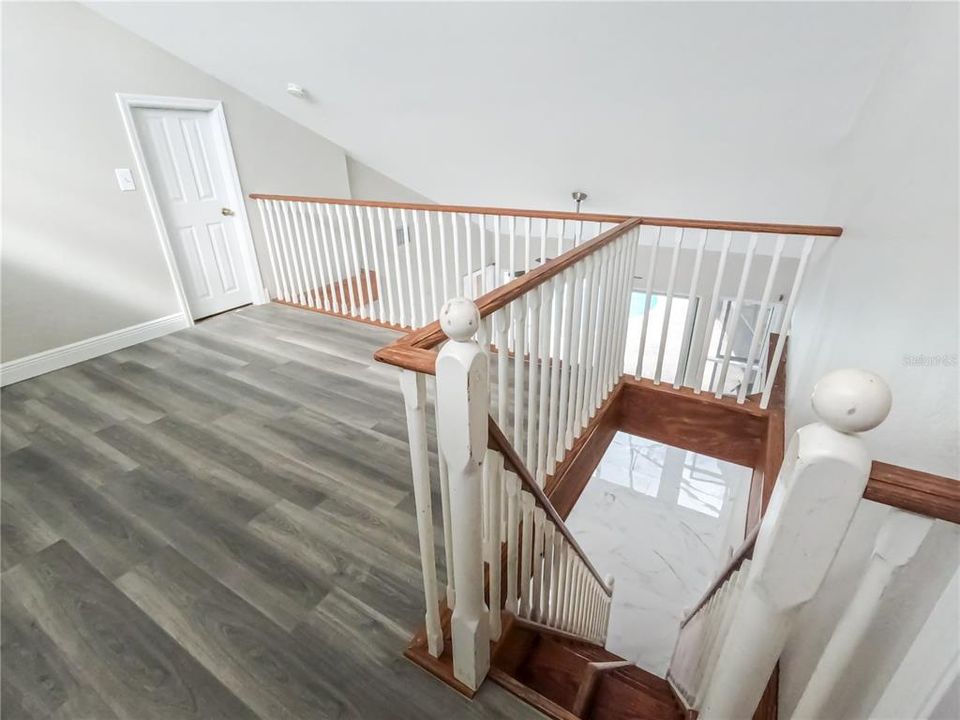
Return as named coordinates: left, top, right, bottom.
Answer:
left=1, top=303, right=544, bottom=720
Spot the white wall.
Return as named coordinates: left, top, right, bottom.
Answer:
left=1, top=1, right=370, bottom=369
left=781, top=4, right=959, bottom=717
left=346, top=156, right=432, bottom=204
left=787, top=2, right=959, bottom=478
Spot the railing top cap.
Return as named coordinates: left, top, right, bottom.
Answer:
left=440, top=298, right=480, bottom=342
left=811, top=369, right=892, bottom=433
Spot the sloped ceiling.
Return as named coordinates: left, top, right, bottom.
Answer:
left=87, top=1, right=909, bottom=222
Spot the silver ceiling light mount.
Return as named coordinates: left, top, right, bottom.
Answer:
left=572, top=191, right=588, bottom=213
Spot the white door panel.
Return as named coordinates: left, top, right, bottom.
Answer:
left=133, top=107, right=252, bottom=319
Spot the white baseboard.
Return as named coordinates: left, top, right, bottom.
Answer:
left=0, top=313, right=189, bottom=387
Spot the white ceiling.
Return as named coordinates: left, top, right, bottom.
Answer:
left=88, top=1, right=911, bottom=223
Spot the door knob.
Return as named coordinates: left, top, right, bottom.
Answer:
left=221, top=207, right=235, bottom=216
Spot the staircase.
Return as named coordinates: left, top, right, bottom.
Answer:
left=491, top=619, right=684, bottom=720
left=252, top=193, right=960, bottom=720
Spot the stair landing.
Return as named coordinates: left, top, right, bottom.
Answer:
left=491, top=620, right=686, bottom=720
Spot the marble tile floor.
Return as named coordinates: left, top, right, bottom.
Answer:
left=564, top=431, right=752, bottom=676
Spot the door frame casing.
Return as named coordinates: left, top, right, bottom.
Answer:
left=116, top=93, right=268, bottom=325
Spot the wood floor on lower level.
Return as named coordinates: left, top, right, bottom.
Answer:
left=0, top=303, right=546, bottom=720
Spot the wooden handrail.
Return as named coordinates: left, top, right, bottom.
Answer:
left=680, top=522, right=760, bottom=628
left=249, top=193, right=630, bottom=224
left=249, top=193, right=844, bottom=237
left=639, top=215, right=842, bottom=237
left=865, top=461, right=960, bottom=524
left=374, top=218, right=642, bottom=371
left=489, top=417, right=612, bottom=596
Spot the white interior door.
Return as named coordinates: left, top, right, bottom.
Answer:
left=132, top=106, right=252, bottom=319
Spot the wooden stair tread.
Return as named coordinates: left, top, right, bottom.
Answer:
left=516, top=637, right=591, bottom=711
left=588, top=672, right=685, bottom=720
left=488, top=621, right=685, bottom=720
left=555, top=640, right=677, bottom=705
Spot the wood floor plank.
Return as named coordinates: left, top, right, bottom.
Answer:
left=117, top=546, right=357, bottom=720
left=2, top=449, right=164, bottom=580
left=0, top=302, right=544, bottom=719
left=101, top=467, right=331, bottom=631
left=147, top=413, right=329, bottom=510
left=0, top=495, right=60, bottom=572
left=3, top=541, right=256, bottom=720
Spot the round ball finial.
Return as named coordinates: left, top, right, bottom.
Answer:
left=811, top=369, right=892, bottom=433
left=604, top=574, right=616, bottom=589
left=440, top=298, right=480, bottom=341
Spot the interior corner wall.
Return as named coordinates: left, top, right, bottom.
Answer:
left=0, top=0, right=353, bottom=366
left=346, top=156, right=432, bottom=204
left=780, top=4, right=959, bottom=718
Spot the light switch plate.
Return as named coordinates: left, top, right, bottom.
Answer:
left=115, top=168, right=136, bottom=192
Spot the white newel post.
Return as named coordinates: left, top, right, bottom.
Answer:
left=435, top=298, right=491, bottom=691
left=699, top=369, right=892, bottom=720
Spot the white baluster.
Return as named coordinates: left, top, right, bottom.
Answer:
left=333, top=205, right=359, bottom=315
left=675, top=229, right=708, bottom=389
left=541, top=521, right=555, bottom=624
left=256, top=199, right=283, bottom=302
left=760, top=236, right=816, bottom=409
left=548, top=531, right=563, bottom=626
left=452, top=213, right=463, bottom=298
left=479, top=214, right=488, bottom=294
left=306, top=203, right=333, bottom=312
left=354, top=207, right=374, bottom=318
left=495, top=308, right=509, bottom=429
left=693, top=231, right=732, bottom=393
left=363, top=207, right=384, bottom=322
left=553, top=539, right=568, bottom=628
left=411, top=209, right=428, bottom=326
left=280, top=201, right=306, bottom=305
left=439, top=212, right=451, bottom=306
left=422, top=211, right=438, bottom=320
left=524, top=217, right=532, bottom=273
left=525, top=288, right=542, bottom=469
left=612, top=231, right=640, bottom=391
left=542, top=276, right=562, bottom=480
left=529, top=508, right=545, bottom=622
left=346, top=206, right=369, bottom=318
left=602, top=574, right=615, bottom=638
left=295, top=203, right=320, bottom=309
left=400, top=209, right=418, bottom=326
left=534, top=283, right=553, bottom=484
left=737, top=235, right=785, bottom=403
left=714, top=233, right=758, bottom=398
left=654, top=228, right=685, bottom=384
left=575, top=254, right=599, bottom=429
left=587, top=245, right=612, bottom=420
left=375, top=207, right=394, bottom=323
left=438, top=450, right=455, bottom=607
left=317, top=204, right=343, bottom=313
left=265, top=200, right=292, bottom=302
left=519, top=491, right=535, bottom=618
left=435, top=298, right=490, bottom=690
left=595, top=241, right=618, bottom=395
left=540, top=217, right=549, bottom=266
left=505, top=472, right=520, bottom=614
left=550, top=269, right=574, bottom=468
left=564, top=263, right=586, bottom=450
left=698, top=369, right=892, bottom=719
left=399, top=370, right=442, bottom=657
left=508, top=216, right=517, bottom=279
left=635, top=226, right=663, bottom=378
left=493, top=215, right=501, bottom=292
left=465, top=214, right=474, bottom=298
left=512, top=297, right=527, bottom=451
left=486, top=450, right=503, bottom=640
